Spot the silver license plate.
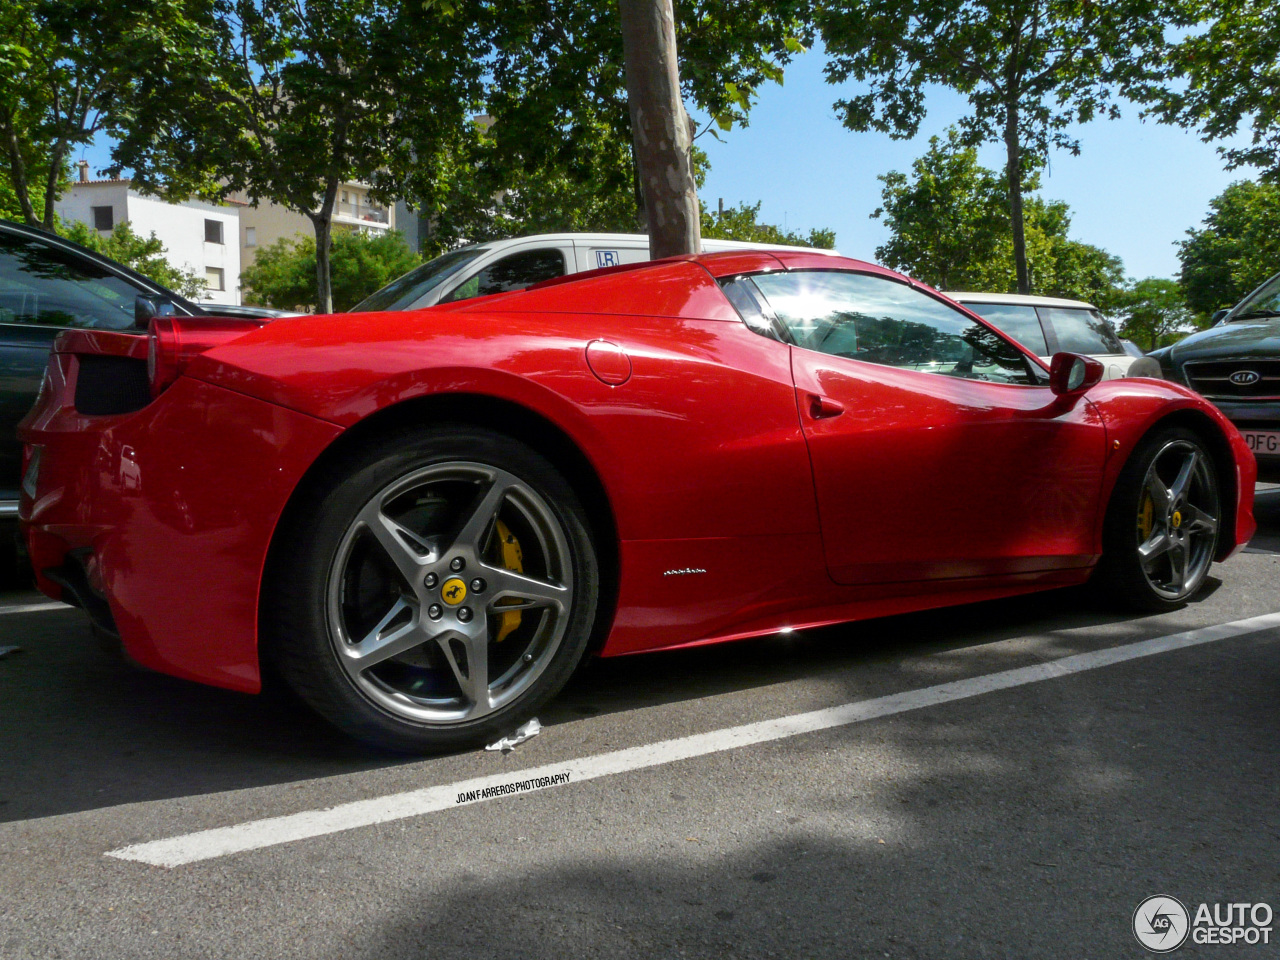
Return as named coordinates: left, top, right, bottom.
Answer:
left=1241, top=430, right=1280, bottom=456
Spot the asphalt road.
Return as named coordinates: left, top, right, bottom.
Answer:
left=2, top=491, right=1279, bottom=959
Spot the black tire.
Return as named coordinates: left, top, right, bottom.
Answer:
left=265, top=425, right=599, bottom=753
left=1095, top=425, right=1221, bottom=612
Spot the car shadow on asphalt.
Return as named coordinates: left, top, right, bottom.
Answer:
left=1245, top=485, right=1280, bottom=554
left=3, top=486, right=1275, bottom=825
left=550, top=584, right=1155, bottom=724
left=0, top=582, right=1162, bottom=824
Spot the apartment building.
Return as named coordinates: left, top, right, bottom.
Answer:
left=56, top=163, right=244, bottom=306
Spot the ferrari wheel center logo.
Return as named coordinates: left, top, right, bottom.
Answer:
left=440, top=578, right=467, bottom=606
left=1171, top=510, right=1183, bottom=530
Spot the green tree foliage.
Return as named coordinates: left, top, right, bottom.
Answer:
left=1178, top=180, right=1280, bottom=316
left=701, top=200, right=835, bottom=248
left=61, top=219, right=205, bottom=298
left=115, top=0, right=485, bottom=314
left=0, top=0, right=205, bottom=232
left=1148, top=0, right=1280, bottom=181
left=873, top=132, right=1124, bottom=305
left=817, top=0, right=1167, bottom=294
left=480, top=1, right=813, bottom=233
left=424, top=117, right=643, bottom=255
left=1112, top=277, right=1202, bottom=351
left=242, top=230, right=421, bottom=312
left=871, top=130, right=1008, bottom=291
left=425, top=131, right=717, bottom=255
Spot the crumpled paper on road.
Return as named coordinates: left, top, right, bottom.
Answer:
left=485, top=717, right=541, bottom=753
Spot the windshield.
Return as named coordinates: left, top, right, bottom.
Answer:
left=1042, top=306, right=1123, bottom=355
left=1227, top=272, right=1280, bottom=321
left=351, top=247, right=486, bottom=312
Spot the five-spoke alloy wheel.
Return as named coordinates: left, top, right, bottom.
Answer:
left=1099, top=426, right=1222, bottom=610
left=268, top=426, right=599, bottom=753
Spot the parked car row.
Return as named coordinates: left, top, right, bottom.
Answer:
left=15, top=233, right=1257, bottom=750
left=5, top=220, right=1276, bottom=527
left=0, top=205, right=1268, bottom=754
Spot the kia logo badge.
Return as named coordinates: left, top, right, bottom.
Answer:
left=1229, top=370, right=1261, bottom=386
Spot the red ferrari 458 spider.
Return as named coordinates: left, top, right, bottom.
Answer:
left=18, top=250, right=1256, bottom=751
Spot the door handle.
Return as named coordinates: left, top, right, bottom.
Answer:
left=808, top=394, right=845, bottom=419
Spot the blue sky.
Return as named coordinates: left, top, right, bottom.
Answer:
left=695, top=47, right=1248, bottom=282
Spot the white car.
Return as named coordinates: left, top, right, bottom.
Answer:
left=947, top=291, right=1138, bottom=380
left=354, top=232, right=841, bottom=312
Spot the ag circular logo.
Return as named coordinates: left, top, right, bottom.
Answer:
left=1134, top=895, right=1190, bottom=953
left=1229, top=369, right=1261, bottom=386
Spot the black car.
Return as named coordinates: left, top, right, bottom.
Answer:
left=0, top=219, right=285, bottom=547
left=1150, top=270, right=1280, bottom=481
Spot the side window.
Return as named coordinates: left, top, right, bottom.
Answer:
left=442, top=249, right=566, bottom=303
left=747, top=271, right=1038, bottom=385
left=0, top=236, right=140, bottom=330
left=1041, top=307, right=1121, bottom=355
left=962, top=303, right=1049, bottom=356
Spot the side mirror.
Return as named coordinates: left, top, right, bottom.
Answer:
left=1049, top=352, right=1104, bottom=395
left=134, top=295, right=178, bottom=329
left=1211, top=308, right=1229, bottom=325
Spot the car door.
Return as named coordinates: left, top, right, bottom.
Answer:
left=729, top=269, right=1109, bottom=585
left=0, top=231, right=142, bottom=498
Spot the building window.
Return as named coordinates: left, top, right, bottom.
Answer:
left=91, top=206, right=113, bottom=231
left=245, top=226, right=256, bottom=247
left=204, top=219, right=224, bottom=244
left=205, top=267, right=225, bottom=291
left=341, top=190, right=349, bottom=203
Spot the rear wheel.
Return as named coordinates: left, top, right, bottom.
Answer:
left=1097, top=427, right=1221, bottom=611
left=267, top=426, right=598, bottom=753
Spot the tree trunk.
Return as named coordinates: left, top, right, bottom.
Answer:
left=1, top=117, right=42, bottom=230
left=1004, top=104, right=1030, bottom=294
left=41, top=147, right=65, bottom=232
left=310, top=179, right=340, bottom=313
left=617, top=0, right=700, bottom=258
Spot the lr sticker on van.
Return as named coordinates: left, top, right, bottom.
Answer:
left=595, top=250, right=620, bottom=268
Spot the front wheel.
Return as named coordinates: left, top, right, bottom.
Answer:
left=266, top=426, right=599, bottom=753
left=1096, top=426, right=1221, bottom=611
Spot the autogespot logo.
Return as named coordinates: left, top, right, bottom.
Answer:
left=1134, top=895, right=1191, bottom=953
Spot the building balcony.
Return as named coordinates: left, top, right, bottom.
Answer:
left=334, top=201, right=390, bottom=228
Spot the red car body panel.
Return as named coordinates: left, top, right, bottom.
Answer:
left=23, top=361, right=341, bottom=691
left=18, top=251, right=1257, bottom=693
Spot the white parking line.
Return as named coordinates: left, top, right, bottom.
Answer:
left=108, top=611, right=1280, bottom=868
left=0, top=601, right=69, bottom=616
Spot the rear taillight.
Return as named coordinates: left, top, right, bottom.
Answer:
left=147, top=317, right=267, bottom=396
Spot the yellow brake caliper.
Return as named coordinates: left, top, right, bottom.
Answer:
left=1138, top=492, right=1154, bottom=542
left=493, top=518, right=524, bottom=643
